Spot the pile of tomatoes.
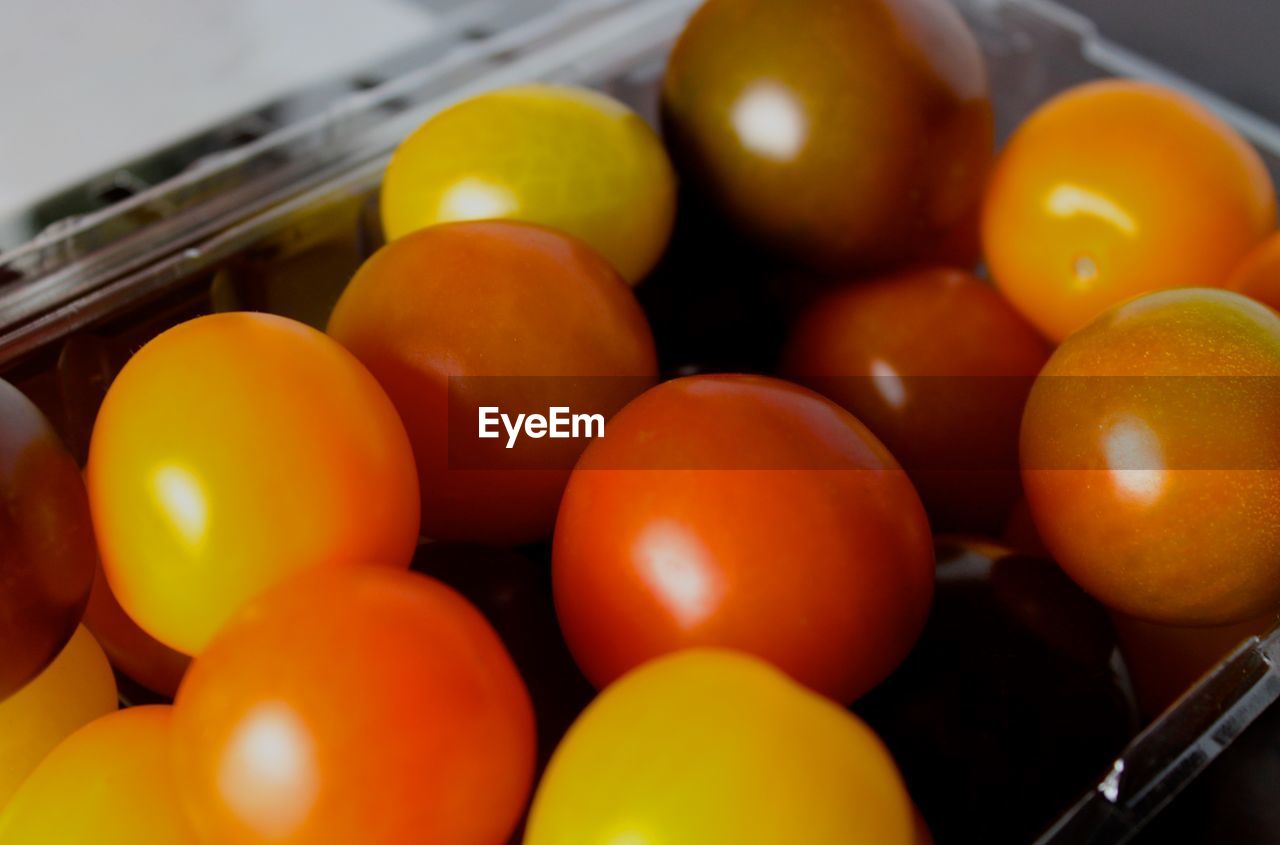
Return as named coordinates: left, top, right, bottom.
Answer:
left=4, top=0, right=1280, bottom=843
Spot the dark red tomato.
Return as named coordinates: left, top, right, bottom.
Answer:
left=552, top=374, right=934, bottom=703
left=783, top=267, right=1051, bottom=533
left=0, top=378, right=96, bottom=698
left=1112, top=608, right=1278, bottom=718
left=662, top=0, right=992, bottom=272
left=857, top=539, right=1130, bottom=845
left=172, top=566, right=535, bottom=845
left=328, top=220, right=658, bottom=546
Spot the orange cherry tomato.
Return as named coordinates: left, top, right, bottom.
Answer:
left=1227, top=230, right=1280, bottom=310
left=172, top=566, right=535, bottom=845
left=983, top=80, right=1276, bottom=341
left=0, top=706, right=199, bottom=845
left=553, top=374, right=934, bottom=703
left=82, top=555, right=189, bottom=697
left=328, top=220, right=657, bottom=545
left=1021, top=288, right=1280, bottom=625
left=0, top=625, right=116, bottom=809
left=783, top=267, right=1051, bottom=533
left=87, top=312, right=420, bottom=655
left=0, top=378, right=97, bottom=698
left=525, top=649, right=918, bottom=845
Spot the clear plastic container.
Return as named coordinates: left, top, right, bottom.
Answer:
left=3, top=1, right=1278, bottom=842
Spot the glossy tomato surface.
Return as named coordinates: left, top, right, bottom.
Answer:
left=0, top=706, right=198, bottom=845
left=1228, top=231, right=1280, bottom=311
left=172, top=566, right=535, bottom=845
left=553, top=374, right=934, bottom=703
left=984, top=80, right=1276, bottom=341
left=525, top=649, right=917, bottom=845
left=87, top=312, right=420, bottom=655
left=0, top=378, right=97, bottom=698
left=783, top=267, right=1051, bottom=532
left=662, top=0, right=992, bottom=272
left=0, top=625, right=116, bottom=809
left=412, top=543, right=595, bottom=774
left=382, top=84, right=676, bottom=282
left=1022, top=288, right=1280, bottom=625
left=328, top=220, right=657, bottom=545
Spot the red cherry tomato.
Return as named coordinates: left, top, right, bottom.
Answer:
left=1022, top=288, right=1280, bottom=625
left=0, top=378, right=96, bottom=698
left=328, top=220, right=658, bottom=545
left=783, top=267, right=1051, bottom=532
left=553, top=374, right=934, bottom=703
left=172, top=566, right=535, bottom=845
left=1227, top=231, right=1280, bottom=310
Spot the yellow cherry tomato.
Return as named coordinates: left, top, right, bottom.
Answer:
left=380, top=84, right=676, bottom=283
left=87, top=312, right=421, bottom=655
left=0, top=706, right=199, bottom=845
left=524, top=649, right=916, bottom=845
left=0, top=626, right=116, bottom=809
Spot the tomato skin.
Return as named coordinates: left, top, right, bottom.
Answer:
left=552, top=374, right=934, bottom=703
left=87, top=312, right=421, bottom=655
left=662, top=0, right=992, bottom=272
left=1228, top=231, right=1280, bottom=311
left=0, top=706, right=199, bottom=845
left=524, top=649, right=917, bottom=845
left=82, top=555, right=189, bottom=697
left=0, top=378, right=97, bottom=698
left=1021, top=288, right=1280, bottom=625
left=783, top=267, right=1051, bottom=533
left=172, top=566, right=535, bottom=845
left=0, top=626, right=117, bottom=809
left=382, top=84, right=676, bottom=283
left=983, top=80, right=1276, bottom=341
left=328, top=220, right=658, bottom=545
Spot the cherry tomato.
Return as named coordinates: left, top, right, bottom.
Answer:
left=983, top=80, right=1276, bottom=341
left=0, top=378, right=97, bottom=698
left=87, top=312, right=419, bottom=655
left=1113, top=608, right=1278, bottom=718
left=783, top=267, right=1051, bottom=533
left=1227, top=230, right=1280, bottom=311
left=412, top=543, right=594, bottom=773
left=381, top=84, right=676, bottom=283
left=0, top=706, right=198, bottom=844
left=525, top=649, right=916, bottom=845
left=82, top=555, right=189, bottom=697
left=172, top=566, right=535, bottom=845
left=662, top=0, right=992, bottom=272
left=553, top=374, right=934, bottom=703
left=328, top=220, right=657, bottom=545
left=857, top=539, right=1130, bottom=844
left=0, top=626, right=116, bottom=808
left=1021, top=288, right=1280, bottom=625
